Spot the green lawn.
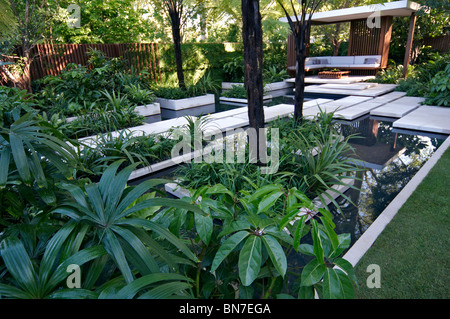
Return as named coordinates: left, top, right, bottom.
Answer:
left=354, top=145, right=450, bottom=299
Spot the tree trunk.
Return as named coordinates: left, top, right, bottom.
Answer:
left=332, top=23, right=342, bottom=56
left=20, top=55, right=32, bottom=93
left=168, top=6, right=186, bottom=90
left=0, top=55, right=32, bottom=93
left=294, top=43, right=305, bottom=124
left=242, top=0, right=265, bottom=163
left=293, top=20, right=311, bottom=125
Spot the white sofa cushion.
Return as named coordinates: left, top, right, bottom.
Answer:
left=329, top=56, right=355, bottom=65
left=354, top=55, right=381, bottom=64
left=350, top=64, right=380, bottom=68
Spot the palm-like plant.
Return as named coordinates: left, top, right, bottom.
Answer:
left=0, top=224, right=106, bottom=299
left=0, top=113, right=80, bottom=188
left=52, top=161, right=205, bottom=284
left=288, top=125, right=361, bottom=209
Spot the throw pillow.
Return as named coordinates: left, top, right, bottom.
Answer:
left=364, top=58, right=379, bottom=64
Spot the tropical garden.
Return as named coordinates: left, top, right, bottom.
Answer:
left=0, top=0, right=448, bottom=300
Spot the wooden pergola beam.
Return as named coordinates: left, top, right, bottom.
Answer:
left=402, top=13, right=417, bottom=79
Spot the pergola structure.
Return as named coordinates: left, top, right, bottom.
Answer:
left=281, top=0, right=422, bottom=78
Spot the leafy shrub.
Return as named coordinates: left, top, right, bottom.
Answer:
left=222, top=84, right=247, bottom=99
left=395, top=52, right=450, bottom=104
left=369, top=63, right=415, bottom=84
left=223, top=55, right=245, bottom=83
left=153, top=73, right=219, bottom=100
left=425, top=63, right=450, bottom=106
left=33, top=49, right=155, bottom=117
left=0, top=86, right=37, bottom=127
left=263, top=65, right=289, bottom=83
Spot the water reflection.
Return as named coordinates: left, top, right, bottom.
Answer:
left=331, top=118, right=445, bottom=245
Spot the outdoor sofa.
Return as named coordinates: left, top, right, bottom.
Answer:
left=288, top=55, right=382, bottom=73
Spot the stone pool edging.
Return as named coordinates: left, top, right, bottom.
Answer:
left=341, top=135, right=450, bottom=267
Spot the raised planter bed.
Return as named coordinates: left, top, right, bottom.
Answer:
left=156, top=94, right=215, bottom=119
left=134, top=103, right=162, bottom=123
left=222, top=81, right=294, bottom=98
left=65, top=103, right=161, bottom=124
left=219, top=94, right=273, bottom=107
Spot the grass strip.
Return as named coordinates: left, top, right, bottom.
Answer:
left=354, top=146, right=450, bottom=299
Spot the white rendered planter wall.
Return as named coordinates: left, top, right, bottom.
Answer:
left=219, top=94, right=273, bottom=107
left=221, top=81, right=294, bottom=98
left=156, top=94, right=216, bottom=119
left=66, top=103, right=162, bottom=124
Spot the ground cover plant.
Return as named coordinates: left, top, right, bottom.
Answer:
left=0, top=96, right=359, bottom=299
left=176, top=110, right=360, bottom=208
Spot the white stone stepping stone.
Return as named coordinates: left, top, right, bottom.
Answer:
left=370, top=96, right=426, bottom=118
left=319, top=83, right=379, bottom=90
left=207, top=106, right=249, bottom=119
left=371, top=91, right=407, bottom=104
left=305, top=84, right=397, bottom=97
left=318, top=96, right=373, bottom=108
left=302, top=98, right=335, bottom=109
left=333, top=102, right=384, bottom=120
left=393, top=105, right=450, bottom=134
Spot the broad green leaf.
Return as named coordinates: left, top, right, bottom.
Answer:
left=261, top=235, right=287, bottom=277
left=138, top=281, right=192, bottom=299
left=293, top=215, right=307, bottom=251
left=85, top=183, right=106, bottom=224
left=47, top=288, right=99, bottom=299
left=194, top=212, right=213, bottom=245
left=311, top=219, right=324, bottom=263
left=111, top=225, right=159, bottom=274
left=322, top=268, right=354, bottom=299
left=103, top=229, right=134, bottom=284
left=329, top=233, right=352, bottom=259
left=118, top=218, right=198, bottom=262
left=238, top=236, right=262, bottom=286
left=9, top=133, right=31, bottom=184
left=205, top=183, right=234, bottom=198
left=117, top=197, right=206, bottom=220
left=248, top=184, right=282, bottom=203
left=39, top=222, right=78, bottom=286
left=333, top=258, right=358, bottom=286
left=0, top=283, right=33, bottom=299
left=0, top=237, right=38, bottom=297
left=298, top=285, right=315, bottom=299
left=218, top=220, right=251, bottom=238
left=46, top=246, right=107, bottom=294
left=211, top=231, right=249, bottom=272
left=239, top=285, right=254, bottom=299
left=298, top=243, right=314, bottom=256
left=300, top=259, right=327, bottom=286
left=115, top=273, right=192, bottom=299
left=319, top=216, right=339, bottom=252
left=258, top=190, right=284, bottom=213
left=0, top=148, right=11, bottom=187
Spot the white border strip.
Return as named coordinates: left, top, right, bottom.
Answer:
left=342, top=135, right=450, bottom=267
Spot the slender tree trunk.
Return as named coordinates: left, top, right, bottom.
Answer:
left=20, top=53, right=32, bottom=93
left=170, top=14, right=186, bottom=90
left=242, top=0, right=265, bottom=163
left=332, top=23, right=342, bottom=56
left=166, top=1, right=186, bottom=90
left=294, top=42, right=305, bottom=124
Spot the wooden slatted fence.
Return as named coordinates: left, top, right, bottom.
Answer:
left=29, top=43, right=161, bottom=82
